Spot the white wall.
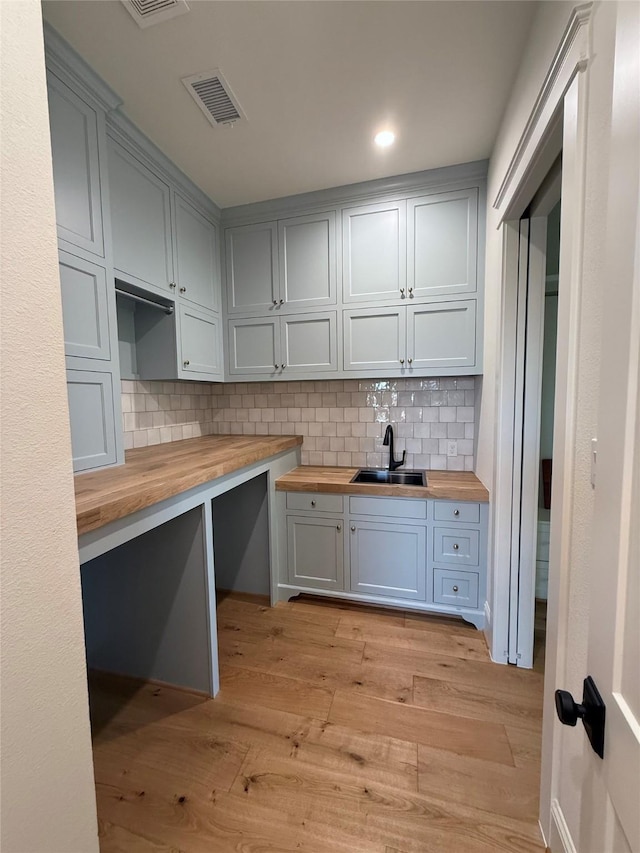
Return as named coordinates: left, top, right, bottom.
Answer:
left=0, top=2, right=99, bottom=850
left=477, top=0, right=622, bottom=847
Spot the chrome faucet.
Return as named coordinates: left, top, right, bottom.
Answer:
left=383, top=424, right=406, bottom=471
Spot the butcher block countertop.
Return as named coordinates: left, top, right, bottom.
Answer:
left=75, top=435, right=302, bottom=536
left=276, top=466, right=489, bottom=502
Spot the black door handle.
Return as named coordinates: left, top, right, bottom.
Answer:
left=555, top=676, right=605, bottom=759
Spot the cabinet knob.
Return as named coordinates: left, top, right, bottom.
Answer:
left=169, top=282, right=176, bottom=289
left=453, top=509, right=460, bottom=516
left=400, top=358, right=404, bottom=365
left=453, top=543, right=459, bottom=550
left=281, top=364, right=286, bottom=370
left=452, top=585, right=459, bottom=592
left=337, top=524, right=342, bottom=531
left=351, top=525, right=356, bottom=532
left=408, top=357, right=413, bottom=365
left=279, top=299, right=284, bottom=305
left=409, top=287, right=414, bottom=298
left=179, top=286, right=186, bottom=293
left=400, top=288, right=405, bottom=298
left=273, top=299, right=278, bottom=306
left=311, top=500, right=316, bottom=507
left=183, top=360, right=190, bottom=367
left=274, top=364, right=279, bottom=370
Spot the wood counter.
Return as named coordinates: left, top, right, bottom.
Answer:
left=275, top=466, right=489, bottom=502
left=75, top=435, right=302, bottom=536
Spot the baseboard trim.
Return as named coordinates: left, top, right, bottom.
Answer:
left=88, top=668, right=211, bottom=700
left=549, top=798, right=577, bottom=853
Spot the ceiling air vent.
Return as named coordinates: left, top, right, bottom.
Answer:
left=121, top=0, right=190, bottom=29
left=182, top=70, right=246, bottom=128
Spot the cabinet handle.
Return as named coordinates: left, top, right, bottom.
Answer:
left=454, top=509, right=460, bottom=516
left=311, top=500, right=316, bottom=507
left=179, top=286, right=186, bottom=294
left=453, top=585, right=459, bottom=592
left=337, top=524, right=342, bottom=531
left=169, top=282, right=176, bottom=289
left=408, top=357, right=413, bottom=365
left=400, top=288, right=406, bottom=298
left=409, top=287, right=414, bottom=298
left=453, top=543, right=459, bottom=550
left=183, top=360, right=190, bottom=367
left=351, top=525, right=356, bottom=532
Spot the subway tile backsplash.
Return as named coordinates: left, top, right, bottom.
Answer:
left=121, top=378, right=477, bottom=471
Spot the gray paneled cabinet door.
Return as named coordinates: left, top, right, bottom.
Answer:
left=349, top=520, right=426, bottom=600
left=228, top=317, right=279, bottom=375
left=107, top=137, right=173, bottom=296
left=59, top=251, right=111, bottom=361
left=66, top=369, right=118, bottom=471
left=407, top=301, right=476, bottom=370
left=287, top=515, right=344, bottom=591
left=343, top=307, right=405, bottom=371
left=281, top=312, right=337, bottom=375
left=225, top=222, right=279, bottom=313
left=173, top=193, right=219, bottom=313
left=407, top=189, right=478, bottom=299
left=342, top=200, right=406, bottom=303
left=278, top=211, right=336, bottom=309
left=47, top=72, right=104, bottom=258
left=179, top=305, right=222, bottom=379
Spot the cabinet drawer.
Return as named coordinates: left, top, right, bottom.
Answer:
left=433, top=501, right=480, bottom=524
left=286, top=492, right=344, bottom=513
left=349, top=496, right=426, bottom=519
left=433, top=527, right=479, bottom=566
left=433, top=569, right=479, bottom=609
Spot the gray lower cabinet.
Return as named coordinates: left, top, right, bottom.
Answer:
left=349, top=520, right=426, bottom=600
left=287, top=515, right=344, bottom=591
left=66, top=369, right=118, bottom=471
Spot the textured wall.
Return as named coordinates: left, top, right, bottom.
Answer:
left=122, top=377, right=477, bottom=471
left=0, top=3, right=99, bottom=850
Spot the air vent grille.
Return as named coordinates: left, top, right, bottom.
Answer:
left=121, top=0, right=189, bottom=29
left=182, top=70, right=246, bottom=128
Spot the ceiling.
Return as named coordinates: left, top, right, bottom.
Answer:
left=42, top=1, right=537, bottom=209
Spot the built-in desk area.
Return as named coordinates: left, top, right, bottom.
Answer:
left=75, top=435, right=302, bottom=697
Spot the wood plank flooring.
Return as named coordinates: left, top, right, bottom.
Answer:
left=90, top=593, right=545, bottom=852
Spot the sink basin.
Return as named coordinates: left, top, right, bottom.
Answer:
left=351, top=469, right=427, bottom=487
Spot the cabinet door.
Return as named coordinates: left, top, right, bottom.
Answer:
left=278, top=211, right=336, bottom=309
left=228, top=317, right=279, bottom=375
left=281, top=312, right=337, bottom=374
left=342, top=201, right=406, bottom=303
left=66, top=369, right=117, bottom=472
left=407, top=189, right=478, bottom=299
left=349, top=520, right=426, bottom=600
left=179, top=305, right=222, bottom=378
left=59, top=251, right=110, bottom=360
left=47, top=72, right=104, bottom=257
left=173, top=193, right=219, bottom=312
left=344, top=307, right=405, bottom=371
left=408, top=300, right=476, bottom=370
left=287, top=515, right=344, bottom=591
left=225, top=222, right=278, bottom=313
left=107, top=138, right=173, bottom=294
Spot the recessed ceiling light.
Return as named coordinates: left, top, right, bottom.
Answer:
left=374, top=130, right=395, bottom=148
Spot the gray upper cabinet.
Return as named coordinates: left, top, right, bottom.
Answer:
left=278, top=211, right=336, bottom=309
left=408, top=301, right=476, bottom=370
left=227, top=317, right=279, bottom=376
left=342, top=200, right=406, bottom=303
left=47, top=72, right=104, bottom=258
left=107, top=137, right=173, bottom=296
left=407, top=189, right=478, bottom=299
left=178, top=305, right=222, bottom=379
left=59, top=251, right=111, bottom=361
left=225, top=222, right=278, bottom=314
left=343, top=307, right=405, bottom=371
left=173, top=193, right=219, bottom=313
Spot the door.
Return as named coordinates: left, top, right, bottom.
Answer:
left=47, top=72, right=105, bottom=258
left=225, top=221, right=278, bottom=313
left=107, top=137, right=173, bottom=295
left=349, top=520, right=426, bottom=600
left=407, top=301, right=477, bottom=370
left=287, top=516, right=344, bottom=591
left=227, top=317, right=279, bottom=375
left=59, top=251, right=111, bottom=361
left=343, top=307, right=405, bottom=371
left=281, top=312, right=337, bottom=375
left=407, top=189, right=478, bottom=299
left=178, top=305, right=222, bottom=379
left=173, top=193, right=219, bottom=312
left=342, top=200, right=406, bottom=302
left=278, top=211, right=336, bottom=309
left=66, top=369, right=117, bottom=472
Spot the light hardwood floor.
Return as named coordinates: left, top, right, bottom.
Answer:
left=90, top=593, right=545, bottom=852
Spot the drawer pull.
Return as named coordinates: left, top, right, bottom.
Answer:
left=311, top=500, right=316, bottom=507
left=453, top=543, right=459, bottom=550
left=453, top=585, right=459, bottom=592
left=454, top=509, right=460, bottom=516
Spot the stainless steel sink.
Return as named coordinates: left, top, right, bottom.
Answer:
left=351, top=469, right=427, bottom=487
